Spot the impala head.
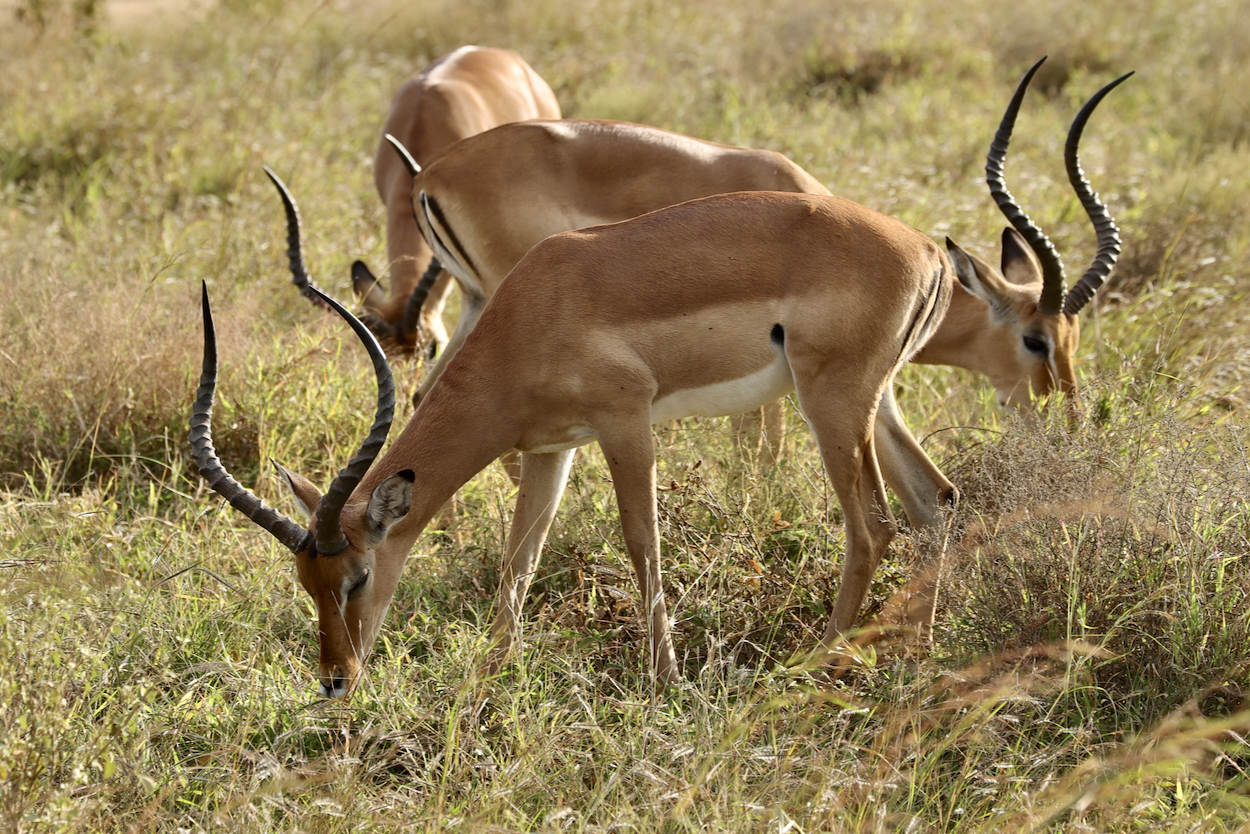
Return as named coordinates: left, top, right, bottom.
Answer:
left=943, top=57, right=1132, bottom=410
left=188, top=265, right=411, bottom=698
left=273, top=460, right=416, bottom=698
left=943, top=228, right=1082, bottom=408
left=263, top=161, right=436, bottom=351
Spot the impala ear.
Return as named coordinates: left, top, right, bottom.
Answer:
left=946, top=237, right=1011, bottom=311
left=1000, top=227, right=1043, bottom=286
left=351, top=260, right=385, bottom=308
left=365, top=470, right=415, bottom=540
left=272, top=460, right=322, bottom=520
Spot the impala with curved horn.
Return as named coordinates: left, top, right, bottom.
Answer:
left=194, top=184, right=958, bottom=697
left=912, top=56, right=1132, bottom=408
left=293, top=46, right=560, bottom=350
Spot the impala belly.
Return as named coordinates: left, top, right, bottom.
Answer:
left=514, top=349, right=793, bottom=456
left=517, top=354, right=792, bottom=456
left=519, top=423, right=598, bottom=455
left=651, top=349, right=793, bottom=424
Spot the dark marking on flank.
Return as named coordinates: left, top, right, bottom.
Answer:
left=770, top=323, right=785, bottom=346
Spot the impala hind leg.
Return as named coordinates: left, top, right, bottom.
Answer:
left=873, top=388, right=958, bottom=632
left=415, top=268, right=455, bottom=360
left=482, top=449, right=576, bottom=676
left=596, top=418, right=679, bottom=686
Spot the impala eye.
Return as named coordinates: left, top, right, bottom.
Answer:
left=1022, top=335, right=1048, bottom=356
left=347, top=570, right=371, bottom=597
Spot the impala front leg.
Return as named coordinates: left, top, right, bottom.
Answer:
left=597, top=418, right=679, bottom=686
left=819, top=429, right=897, bottom=646
left=482, top=449, right=576, bottom=676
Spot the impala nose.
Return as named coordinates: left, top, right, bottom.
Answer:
left=319, top=667, right=351, bottom=699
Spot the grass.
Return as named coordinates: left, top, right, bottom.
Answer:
left=1, top=0, right=1248, bottom=831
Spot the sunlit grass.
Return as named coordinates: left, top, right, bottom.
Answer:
left=1, top=0, right=1248, bottom=830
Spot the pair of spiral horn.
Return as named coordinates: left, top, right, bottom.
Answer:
left=188, top=174, right=397, bottom=556
left=987, top=55, right=1132, bottom=317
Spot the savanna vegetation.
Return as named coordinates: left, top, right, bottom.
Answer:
left=1, top=0, right=1248, bottom=830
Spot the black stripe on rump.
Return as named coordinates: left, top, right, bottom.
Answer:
left=421, top=193, right=476, bottom=279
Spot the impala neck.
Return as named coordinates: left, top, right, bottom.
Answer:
left=910, top=283, right=993, bottom=372
left=350, top=372, right=522, bottom=554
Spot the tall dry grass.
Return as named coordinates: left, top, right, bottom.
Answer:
left=1, top=0, right=1247, bottom=831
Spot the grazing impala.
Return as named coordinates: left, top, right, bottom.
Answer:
left=193, top=189, right=955, bottom=698
left=194, top=60, right=1131, bottom=697
left=327, top=45, right=560, bottom=350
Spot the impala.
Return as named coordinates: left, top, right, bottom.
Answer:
left=192, top=189, right=955, bottom=698
left=323, top=45, right=560, bottom=350
left=193, top=60, right=1130, bottom=697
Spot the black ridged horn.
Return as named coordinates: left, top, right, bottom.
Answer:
left=263, top=165, right=329, bottom=309
left=382, top=133, right=433, bottom=343
left=304, top=284, right=397, bottom=556
left=189, top=281, right=311, bottom=553
left=986, top=56, right=1068, bottom=317
left=399, top=255, right=443, bottom=341
left=384, top=134, right=422, bottom=178
left=260, top=170, right=397, bottom=553
left=1062, top=71, right=1134, bottom=317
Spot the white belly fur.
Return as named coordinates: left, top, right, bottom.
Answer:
left=518, top=354, right=793, bottom=455
left=650, top=352, right=794, bottom=424
left=521, top=424, right=598, bottom=455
